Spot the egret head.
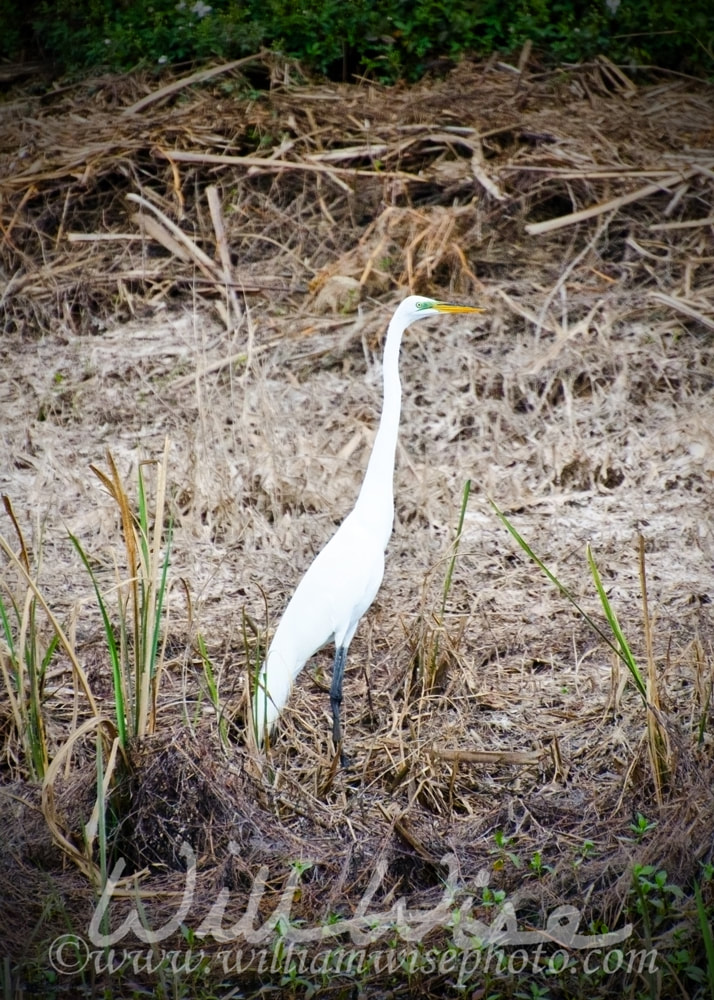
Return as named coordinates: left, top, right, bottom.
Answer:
left=397, top=295, right=483, bottom=324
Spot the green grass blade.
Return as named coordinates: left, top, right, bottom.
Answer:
left=26, top=647, right=47, bottom=778
left=137, top=465, right=150, bottom=560
left=95, top=730, right=107, bottom=893
left=197, top=633, right=218, bottom=704
left=2, top=577, right=49, bottom=778
left=246, top=603, right=268, bottom=748
left=490, top=499, right=610, bottom=634
left=25, top=597, right=47, bottom=776
left=137, top=463, right=151, bottom=666
left=0, top=643, right=23, bottom=739
left=148, top=518, right=172, bottom=677
left=136, top=464, right=151, bottom=724
left=197, top=632, right=229, bottom=748
left=425, top=479, right=473, bottom=677
left=0, top=594, right=26, bottom=758
left=40, top=633, right=60, bottom=676
left=587, top=543, right=646, bottom=699
left=489, top=499, right=645, bottom=689
left=441, top=478, right=471, bottom=619
left=0, top=593, right=17, bottom=660
left=69, top=533, right=127, bottom=747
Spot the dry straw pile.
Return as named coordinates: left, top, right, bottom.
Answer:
left=0, top=53, right=713, bottom=997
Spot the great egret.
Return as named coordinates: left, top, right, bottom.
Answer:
left=252, top=295, right=482, bottom=760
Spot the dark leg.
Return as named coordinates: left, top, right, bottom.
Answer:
left=330, top=645, right=347, bottom=758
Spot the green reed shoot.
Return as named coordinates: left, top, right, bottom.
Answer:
left=441, top=478, right=472, bottom=620
left=70, top=441, right=172, bottom=746
left=248, top=602, right=269, bottom=750
left=197, top=632, right=230, bottom=748
left=70, top=536, right=127, bottom=746
left=408, top=479, right=472, bottom=698
left=431, top=478, right=472, bottom=668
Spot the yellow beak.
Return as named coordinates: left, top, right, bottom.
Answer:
left=433, top=302, right=484, bottom=314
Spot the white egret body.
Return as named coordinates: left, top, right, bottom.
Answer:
left=252, top=295, right=482, bottom=757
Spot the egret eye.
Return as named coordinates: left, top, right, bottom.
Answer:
left=416, top=300, right=432, bottom=311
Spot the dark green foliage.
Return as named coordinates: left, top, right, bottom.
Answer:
left=2, top=0, right=712, bottom=79
left=26, top=0, right=263, bottom=71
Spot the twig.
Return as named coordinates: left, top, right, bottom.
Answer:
left=650, top=291, right=714, bottom=331
left=650, top=216, right=714, bottom=230
left=122, top=55, right=264, bottom=115
left=170, top=343, right=272, bottom=390
left=155, top=148, right=421, bottom=190
left=206, top=184, right=243, bottom=328
left=130, top=212, right=191, bottom=263
left=429, top=748, right=544, bottom=765
left=127, top=191, right=219, bottom=281
left=525, top=167, right=701, bottom=235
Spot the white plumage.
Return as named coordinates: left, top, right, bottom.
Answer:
left=252, top=295, right=482, bottom=756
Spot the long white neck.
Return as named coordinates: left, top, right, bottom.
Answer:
left=352, top=310, right=404, bottom=548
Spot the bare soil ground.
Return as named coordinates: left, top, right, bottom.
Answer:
left=0, top=55, right=713, bottom=998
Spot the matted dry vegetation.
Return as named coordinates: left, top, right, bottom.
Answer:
left=1, top=54, right=713, bottom=998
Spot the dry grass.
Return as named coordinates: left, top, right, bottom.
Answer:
left=0, top=54, right=713, bottom=998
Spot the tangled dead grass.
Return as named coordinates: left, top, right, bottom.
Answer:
left=0, top=53, right=713, bottom=997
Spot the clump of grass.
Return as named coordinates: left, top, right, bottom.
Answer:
left=70, top=441, right=173, bottom=746
left=0, top=498, right=99, bottom=780
left=1, top=443, right=174, bottom=880
left=0, top=501, right=53, bottom=780
left=0, top=499, right=123, bottom=884
left=50, top=442, right=173, bottom=881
